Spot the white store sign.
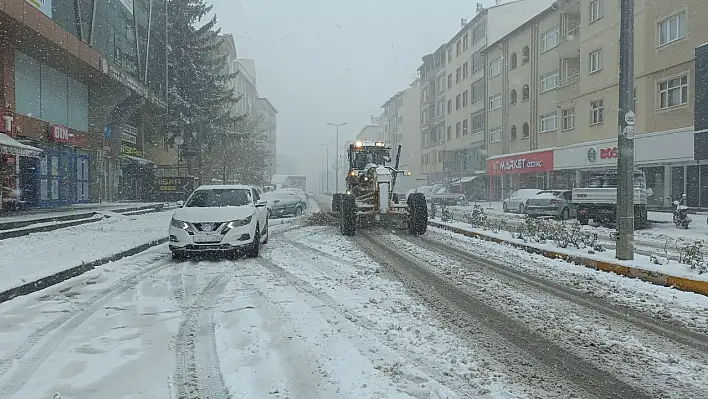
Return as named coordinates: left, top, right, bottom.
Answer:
left=553, top=128, right=695, bottom=170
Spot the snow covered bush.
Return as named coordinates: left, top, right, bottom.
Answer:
left=461, top=205, right=487, bottom=227
left=676, top=240, right=707, bottom=274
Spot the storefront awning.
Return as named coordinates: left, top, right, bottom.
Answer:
left=0, top=133, right=43, bottom=158
left=121, top=154, right=154, bottom=165
left=450, top=176, right=478, bottom=184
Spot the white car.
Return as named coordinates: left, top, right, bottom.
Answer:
left=502, top=188, right=544, bottom=214
left=169, top=184, right=269, bottom=259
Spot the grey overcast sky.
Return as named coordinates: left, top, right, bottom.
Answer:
left=210, top=0, right=497, bottom=180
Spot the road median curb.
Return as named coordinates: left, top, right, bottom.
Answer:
left=0, top=237, right=169, bottom=305
left=428, top=220, right=708, bottom=297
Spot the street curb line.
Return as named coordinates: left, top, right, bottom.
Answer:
left=428, top=221, right=708, bottom=297
left=0, top=206, right=167, bottom=241
left=0, top=237, right=169, bottom=305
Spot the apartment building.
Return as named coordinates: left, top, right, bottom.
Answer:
left=381, top=80, right=422, bottom=179
left=356, top=125, right=380, bottom=142
left=438, top=0, right=555, bottom=192
left=418, top=44, right=447, bottom=183
left=485, top=0, right=708, bottom=207
left=255, top=98, right=278, bottom=183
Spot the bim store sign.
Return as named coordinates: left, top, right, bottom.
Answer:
left=486, top=150, right=554, bottom=176
left=25, top=0, right=52, bottom=18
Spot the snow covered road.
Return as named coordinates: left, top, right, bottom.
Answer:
left=1, top=206, right=707, bottom=398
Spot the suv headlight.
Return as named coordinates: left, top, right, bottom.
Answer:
left=223, top=216, right=253, bottom=233
left=170, top=217, right=191, bottom=231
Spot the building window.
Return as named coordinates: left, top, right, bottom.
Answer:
left=590, top=99, right=604, bottom=124
left=522, top=122, right=530, bottom=138
left=437, top=100, right=444, bottom=117
left=448, top=74, right=453, bottom=89
left=658, top=75, right=688, bottom=108
left=447, top=99, right=453, bottom=114
left=456, top=40, right=462, bottom=56
left=589, top=49, right=602, bottom=73
left=437, top=75, right=445, bottom=93
left=447, top=125, right=452, bottom=140
left=471, top=110, right=485, bottom=133
left=522, top=84, right=530, bottom=101
left=489, top=57, right=502, bottom=77
left=456, top=94, right=462, bottom=110
left=489, top=93, right=502, bottom=110
left=659, top=12, right=686, bottom=46
left=472, top=50, right=484, bottom=73
left=522, top=46, right=530, bottom=64
left=462, top=62, right=469, bottom=79
left=456, top=67, right=462, bottom=83
left=462, top=90, right=469, bottom=107
left=473, top=22, right=485, bottom=44
left=562, top=107, right=575, bottom=130
left=589, top=0, right=603, bottom=23
left=471, top=79, right=484, bottom=104
left=510, top=125, right=517, bottom=141
left=540, top=26, right=560, bottom=52
left=510, top=89, right=517, bottom=105
left=489, top=127, right=501, bottom=143
left=463, top=33, right=469, bottom=51
left=540, top=70, right=559, bottom=92
left=463, top=119, right=468, bottom=135
left=447, top=48, right=453, bottom=62
left=510, top=53, right=517, bottom=70
left=540, top=112, right=557, bottom=132
left=456, top=122, right=462, bottom=138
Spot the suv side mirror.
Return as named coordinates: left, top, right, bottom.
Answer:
left=255, top=199, right=268, bottom=207
left=176, top=200, right=184, bottom=207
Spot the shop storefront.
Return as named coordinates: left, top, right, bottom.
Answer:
left=36, top=124, right=92, bottom=208
left=0, top=132, right=43, bottom=211
left=486, top=150, right=554, bottom=201
left=553, top=128, right=695, bottom=208
left=119, top=125, right=154, bottom=201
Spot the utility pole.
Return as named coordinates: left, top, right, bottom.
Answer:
left=616, top=0, right=636, bottom=260
left=327, top=122, right=346, bottom=193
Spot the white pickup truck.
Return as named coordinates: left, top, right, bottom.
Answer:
left=571, top=171, right=648, bottom=229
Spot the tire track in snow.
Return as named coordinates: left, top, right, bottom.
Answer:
left=357, top=232, right=653, bottom=399
left=254, top=254, right=489, bottom=398
left=0, top=255, right=173, bottom=397
left=173, top=265, right=231, bottom=399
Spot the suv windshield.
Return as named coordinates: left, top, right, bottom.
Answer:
left=185, top=189, right=251, bottom=207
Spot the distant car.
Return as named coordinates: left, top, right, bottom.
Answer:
left=502, top=189, right=544, bottom=214
left=431, top=185, right=467, bottom=206
left=413, top=185, right=434, bottom=202
left=168, top=184, right=269, bottom=259
left=261, top=191, right=305, bottom=218
left=524, top=190, right=575, bottom=219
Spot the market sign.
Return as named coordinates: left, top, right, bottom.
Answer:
left=25, top=0, right=52, bottom=18
left=486, top=150, right=554, bottom=176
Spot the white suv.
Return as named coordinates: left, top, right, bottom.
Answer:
left=169, top=184, right=269, bottom=259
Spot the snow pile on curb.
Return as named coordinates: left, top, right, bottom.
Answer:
left=0, top=211, right=172, bottom=294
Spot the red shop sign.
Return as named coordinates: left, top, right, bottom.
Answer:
left=486, top=150, right=554, bottom=176
left=600, top=146, right=618, bottom=159
left=51, top=124, right=73, bottom=143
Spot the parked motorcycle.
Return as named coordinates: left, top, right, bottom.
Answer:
left=673, top=199, right=691, bottom=229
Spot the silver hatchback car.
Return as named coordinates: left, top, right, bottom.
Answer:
left=524, top=190, right=575, bottom=219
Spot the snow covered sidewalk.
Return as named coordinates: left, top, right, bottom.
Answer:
left=0, top=211, right=172, bottom=294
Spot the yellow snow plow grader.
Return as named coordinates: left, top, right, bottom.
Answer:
left=331, top=140, right=427, bottom=236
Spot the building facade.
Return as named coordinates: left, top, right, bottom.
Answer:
left=0, top=0, right=168, bottom=209
left=419, top=44, right=447, bottom=183
left=255, top=97, right=277, bottom=183
left=484, top=0, right=708, bottom=207
left=355, top=125, right=379, bottom=142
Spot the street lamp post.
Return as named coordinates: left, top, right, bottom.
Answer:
left=327, top=122, right=347, bottom=193
left=320, top=143, right=333, bottom=193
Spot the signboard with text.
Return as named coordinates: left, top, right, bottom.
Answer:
left=486, top=150, right=554, bottom=176
left=25, top=0, right=52, bottom=18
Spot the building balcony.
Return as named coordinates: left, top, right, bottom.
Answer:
left=560, top=73, right=579, bottom=87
